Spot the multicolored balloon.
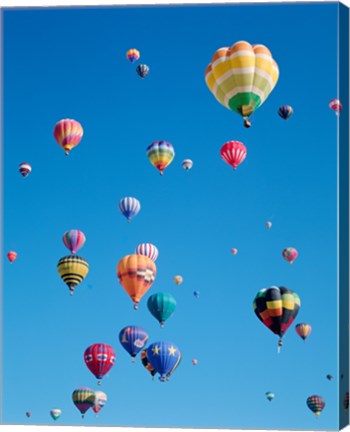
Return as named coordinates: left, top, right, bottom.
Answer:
left=147, top=140, right=175, bottom=175
left=57, top=255, right=89, bottom=295
left=135, top=243, right=159, bottom=262
left=136, top=64, right=150, bottom=78
left=53, top=119, right=83, bottom=156
left=50, top=409, right=61, bottom=421
left=62, top=230, right=86, bottom=254
left=220, top=141, right=247, bottom=170
left=147, top=341, right=181, bottom=382
left=182, top=159, right=193, bottom=171
left=253, top=286, right=301, bottom=351
left=119, top=326, right=149, bottom=361
left=140, top=348, right=157, bottom=379
left=126, top=48, right=140, bottom=63
left=231, top=248, right=238, bottom=255
left=72, top=388, right=95, bottom=418
left=117, top=254, right=157, bottom=309
left=278, top=105, right=293, bottom=120
left=84, top=343, right=116, bottom=384
left=147, top=292, right=177, bottom=327
left=193, top=291, right=200, bottom=299
left=266, top=221, right=272, bottom=229
left=7, top=251, right=17, bottom=263
left=93, top=391, right=107, bottom=415
left=174, top=275, right=183, bottom=285
left=19, top=162, right=32, bottom=177
left=329, top=98, right=342, bottom=116
left=282, top=247, right=298, bottom=264
left=307, top=395, right=325, bottom=416
left=265, top=392, right=275, bottom=402
left=119, top=197, right=141, bottom=222
left=192, top=359, right=198, bottom=366
left=295, top=323, right=312, bottom=341
left=205, top=41, right=279, bottom=127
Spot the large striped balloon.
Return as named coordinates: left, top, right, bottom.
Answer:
left=205, top=41, right=279, bottom=126
left=72, top=388, right=95, bottom=418
left=84, top=343, right=116, bottom=384
left=119, top=197, right=141, bottom=222
left=306, top=395, right=325, bottom=416
left=253, top=286, right=300, bottom=351
left=135, top=243, right=159, bottom=262
left=53, top=119, right=83, bottom=156
left=117, top=254, right=157, bottom=309
left=147, top=141, right=175, bottom=175
left=220, top=141, right=247, bottom=170
left=57, top=255, right=89, bottom=295
left=62, top=230, right=86, bottom=254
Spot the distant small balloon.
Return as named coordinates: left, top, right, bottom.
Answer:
left=136, top=64, right=150, bottom=78
left=231, top=248, right=238, bottom=255
left=135, top=243, right=159, bottom=262
left=282, top=247, right=298, bottom=264
left=50, top=409, right=61, bottom=421
left=7, top=251, right=17, bottom=263
left=326, top=374, right=333, bottom=381
left=307, top=395, right=325, bottom=416
left=265, top=392, right=275, bottom=402
left=126, top=48, right=140, bottom=63
left=278, top=105, right=293, bottom=120
left=192, top=359, right=198, bottom=365
left=26, top=412, right=32, bottom=418
left=19, top=162, right=32, bottom=177
left=220, top=141, right=247, bottom=170
left=182, top=159, right=193, bottom=171
left=53, top=118, right=83, bottom=156
left=119, top=197, right=141, bottom=222
left=295, top=323, right=312, bottom=341
left=174, top=275, right=183, bottom=285
left=266, top=221, right=272, bottom=229
left=329, top=98, right=342, bottom=116
left=193, top=291, right=200, bottom=299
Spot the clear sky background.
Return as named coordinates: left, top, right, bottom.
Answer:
left=1, top=2, right=344, bottom=430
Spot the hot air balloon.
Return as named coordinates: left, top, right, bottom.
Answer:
left=50, top=409, right=61, bottom=421
left=84, top=343, right=116, bottom=385
left=93, top=391, right=107, bottom=415
left=119, top=197, right=141, bottom=222
left=117, top=254, right=157, bottom=309
left=147, top=140, right=175, bottom=175
left=62, top=230, right=86, bottom=254
left=174, top=275, right=183, bottom=285
left=19, top=162, right=32, bottom=177
left=253, top=286, right=301, bottom=351
left=136, top=64, right=150, bottom=78
left=266, top=221, right=272, bottom=229
left=193, top=291, right=200, bottom=299
left=192, top=359, right=198, bottom=366
left=329, top=98, right=342, bottom=116
left=307, top=395, right=325, bottom=416
left=295, top=323, right=312, bottom=341
left=135, top=243, right=159, bottom=262
left=344, top=392, right=349, bottom=409
left=26, top=412, right=32, bottom=418
left=205, top=41, right=279, bottom=127
left=7, top=251, right=17, bottom=263
left=231, top=248, right=238, bottom=255
left=265, top=392, right=275, bottom=402
left=166, top=350, right=182, bottom=381
left=278, top=105, right=293, bottom=120
left=147, top=341, right=181, bottom=382
left=57, top=255, right=89, bottom=295
left=147, top=292, right=177, bottom=328
left=119, top=326, right=149, bottom=361
left=53, top=119, right=83, bottom=156
left=126, top=48, right=140, bottom=63
left=182, top=159, right=193, bottom=171
left=326, top=374, right=333, bottom=381
left=72, top=388, right=95, bottom=418
left=282, top=247, right=298, bottom=264
left=140, top=348, right=157, bottom=379
left=220, top=141, right=247, bottom=170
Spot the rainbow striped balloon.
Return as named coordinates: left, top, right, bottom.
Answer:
left=53, top=119, right=84, bottom=156
left=126, top=48, right=140, bottom=63
left=62, top=230, right=86, bottom=254
left=147, top=141, right=175, bottom=175
left=205, top=41, right=279, bottom=126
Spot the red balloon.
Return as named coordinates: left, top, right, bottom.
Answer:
left=220, top=141, right=247, bottom=170
left=84, top=343, right=116, bottom=384
left=7, top=251, right=17, bottom=263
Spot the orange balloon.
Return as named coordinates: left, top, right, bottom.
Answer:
left=117, top=254, right=157, bottom=309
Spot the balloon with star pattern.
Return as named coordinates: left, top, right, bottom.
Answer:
left=147, top=341, right=181, bottom=382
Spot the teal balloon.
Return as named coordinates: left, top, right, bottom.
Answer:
left=147, top=292, right=176, bottom=327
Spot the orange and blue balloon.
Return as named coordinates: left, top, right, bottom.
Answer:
left=126, top=48, right=140, bottom=63
left=295, top=323, right=312, bottom=341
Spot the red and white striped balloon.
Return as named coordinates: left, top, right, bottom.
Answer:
left=135, top=243, right=159, bottom=262
left=19, top=162, right=32, bottom=177
left=220, top=141, right=247, bottom=170
left=329, top=99, right=342, bottom=116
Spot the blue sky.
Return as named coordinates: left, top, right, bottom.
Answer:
left=1, top=2, right=345, bottom=430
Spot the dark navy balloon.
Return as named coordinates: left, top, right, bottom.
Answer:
left=193, top=291, right=200, bottom=299
left=147, top=341, right=181, bottom=382
left=119, top=326, right=149, bottom=362
left=278, top=105, right=293, bottom=120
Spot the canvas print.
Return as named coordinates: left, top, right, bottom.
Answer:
left=1, top=1, right=349, bottom=431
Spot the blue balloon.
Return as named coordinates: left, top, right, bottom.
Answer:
left=119, top=326, right=149, bottom=361
left=119, top=197, right=141, bottom=222
left=147, top=341, right=181, bottom=382
left=147, top=293, right=176, bottom=327
left=193, top=291, right=200, bottom=299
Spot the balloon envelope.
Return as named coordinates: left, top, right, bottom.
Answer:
left=62, top=230, right=86, bottom=254
left=329, top=98, right=342, bottom=115
left=53, top=119, right=83, bottom=155
left=147, top=141, right=175, bottom=175
left=174, top=275, right=183, bottom=285
left=220, top=141, right=247, bottom=170
left=307, top=395, right=325, bottom=416
left=136, top=64, right=150, bottom=78
left=84, top=343, right=116, bottom=383
left=7, top=251, right=17, bottom=263
left=147, top=292, right=177, bottom=327
left=147, top=341, right=181, bottom=382
left=182, top=159, right=193, bottom=170
left=72, top=388, right=95, bottom=416
left=265, top=392, right=275, bottom=401
left=295, top=323, right=312, bottom=340
left=126, top=48, right=140, bottom=63
left=135, top=243, right=159, bottom=262
left=119, top=326, right=149, bottom=359
left=19, top=162, right=32, bottom=177
left=140, top=348, right=157, bottom=377
left=119, top=197, right=141, bottom=221
left=282, top=247, right=298, bottom=264
left=50, top=409, right=61, bottom=421
left=278, top=105, right=293, bottom=120
left=93, top=391, right=107, bottom=414
left=57, top=255, right=89, bottom=295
